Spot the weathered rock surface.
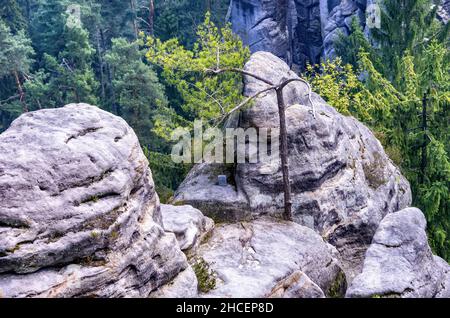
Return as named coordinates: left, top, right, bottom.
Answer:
left=161, top=204, right=214, bottom=253
left=196, top=217, right=346, bottom=298
left=229, top=0, right=449, bottom=68
left=347, top=208, right=450, bottom=298
left=173, top=52, right=412, bottom=280
left=149, top=266, right=199, bottom=298
left=0, top=104, right=190, bottom=297
left=228, top=0, right=371, bottom=68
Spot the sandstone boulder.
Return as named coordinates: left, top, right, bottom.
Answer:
left=195, top=217, right=346, bottom=298
left=0, top=104, right=190, bottom=297
left=347, top=208, right=450, bottom=298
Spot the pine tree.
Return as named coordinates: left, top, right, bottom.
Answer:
left=0, top=20, right=34, bottom=129
left=30, top=0, right=68, bottom=58
left=28, top=19, right=99, bottom=108
left=105, top=37, right=168, bottom=148
left=153, top=0, right=230, bottom=47
left=0, top=0, right=27, bottom=33
left=335, top=17, right=382, bottom=72
left=146, top=13, right=250, bottom=126
left=371, top=0, right=445, bottom=79
left=49, top=23, right=98, bottom=105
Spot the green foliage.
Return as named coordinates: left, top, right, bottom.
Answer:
left=306, top=58, right=376, bottom=122
left=329, top=29, right=449, bottom=260
left=372, top=0, right=448, bottom=80
left=192, top=258, right=216, bottom=293
left=146, top=13, right=250, bottom=131
left=0, top=0, right=27, bottom=33
left=153, top=0, right=230, bottom=47
left=0, top=20, right=34, bottom=129
left=142, top=147, right=191, bottom=203
left=0, top=20, right=34, bottom=77
left=105, top=38, right=168, bottom=147
left=30, top=0, right=68, bottom=58
left=36, top=24, right=98, bottom=106
left=335, top=17, right=381, bottom=71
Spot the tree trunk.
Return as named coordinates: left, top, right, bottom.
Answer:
left=14, top=71, right=28, bottom=113
left=100, top=28, right=117, bottom=115
left=276, top=87, right=293, bottom=221
left=129, top=0, right=139, bottom=39
left=149, top=0, right=155, bottom=36
left=420, top=90, right=428, bottom=184
left=96, top=28, right=106, bottom=102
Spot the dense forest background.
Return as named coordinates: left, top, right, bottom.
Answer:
left=0, top=0, right=448, bottom=261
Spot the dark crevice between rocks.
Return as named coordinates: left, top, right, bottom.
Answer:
left=0, top=218, right=30, bottom=229
left=291, top=160, right=346, bottom=193
left=79, top=191, right=121, bottom=205
left=81, top=205, right=125, bottom=232
left=250, top=14, right=273, bottom=31
left=75, top=248, right=110, bottom=267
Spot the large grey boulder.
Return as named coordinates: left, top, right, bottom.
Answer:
left=347, top=208, right=450, bottom=298
left=196, top=217, right=346, bottom=298
left=173, top=52, right=412, bottom=280
left=0, top=104, right=191, bottom=298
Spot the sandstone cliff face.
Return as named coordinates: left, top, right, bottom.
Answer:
left=229, top=0, right=371, bottom=68
left=0, top=104, right=192, bottom=297
left=228, top=0, right=449, bottom=68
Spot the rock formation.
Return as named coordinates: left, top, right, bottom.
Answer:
left=0, top=57, right=448, bottom=298
left=347, top=208, right=450, bottom=298
left=173, top=51, right=412, bottom=280
left=228, top=0, right=449, bottom=69
left=228, top=0, right=372, bottom=68
left=194, top=217, right=346, bottom=298
left=0, top=104, right=191, bottom=297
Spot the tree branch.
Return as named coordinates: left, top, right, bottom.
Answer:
left=277, top=78, right=316, bottom=118
left=0, top=94, right=20, bottom=105
left=214, top=85, right=276, bottom=127
left=205, top=67, right=275, bottom=86
left=186, top=81, right=225, bottom=115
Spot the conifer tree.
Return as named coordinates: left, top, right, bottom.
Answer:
left=0, top=0, right=27, bottom=33
left=0, top=20, right=34, bottom=129
left=105, top=37, right=168, bottom=148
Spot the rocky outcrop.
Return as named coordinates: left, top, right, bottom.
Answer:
left=228, top=0, right=371, bottom=68
left=347, top=208, right=450, bottom=298
left=173, top=52, right=412, bottom=280
left=195, top=217, right=346, bottom=298
left=0, top=104, right=190, bottom=298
